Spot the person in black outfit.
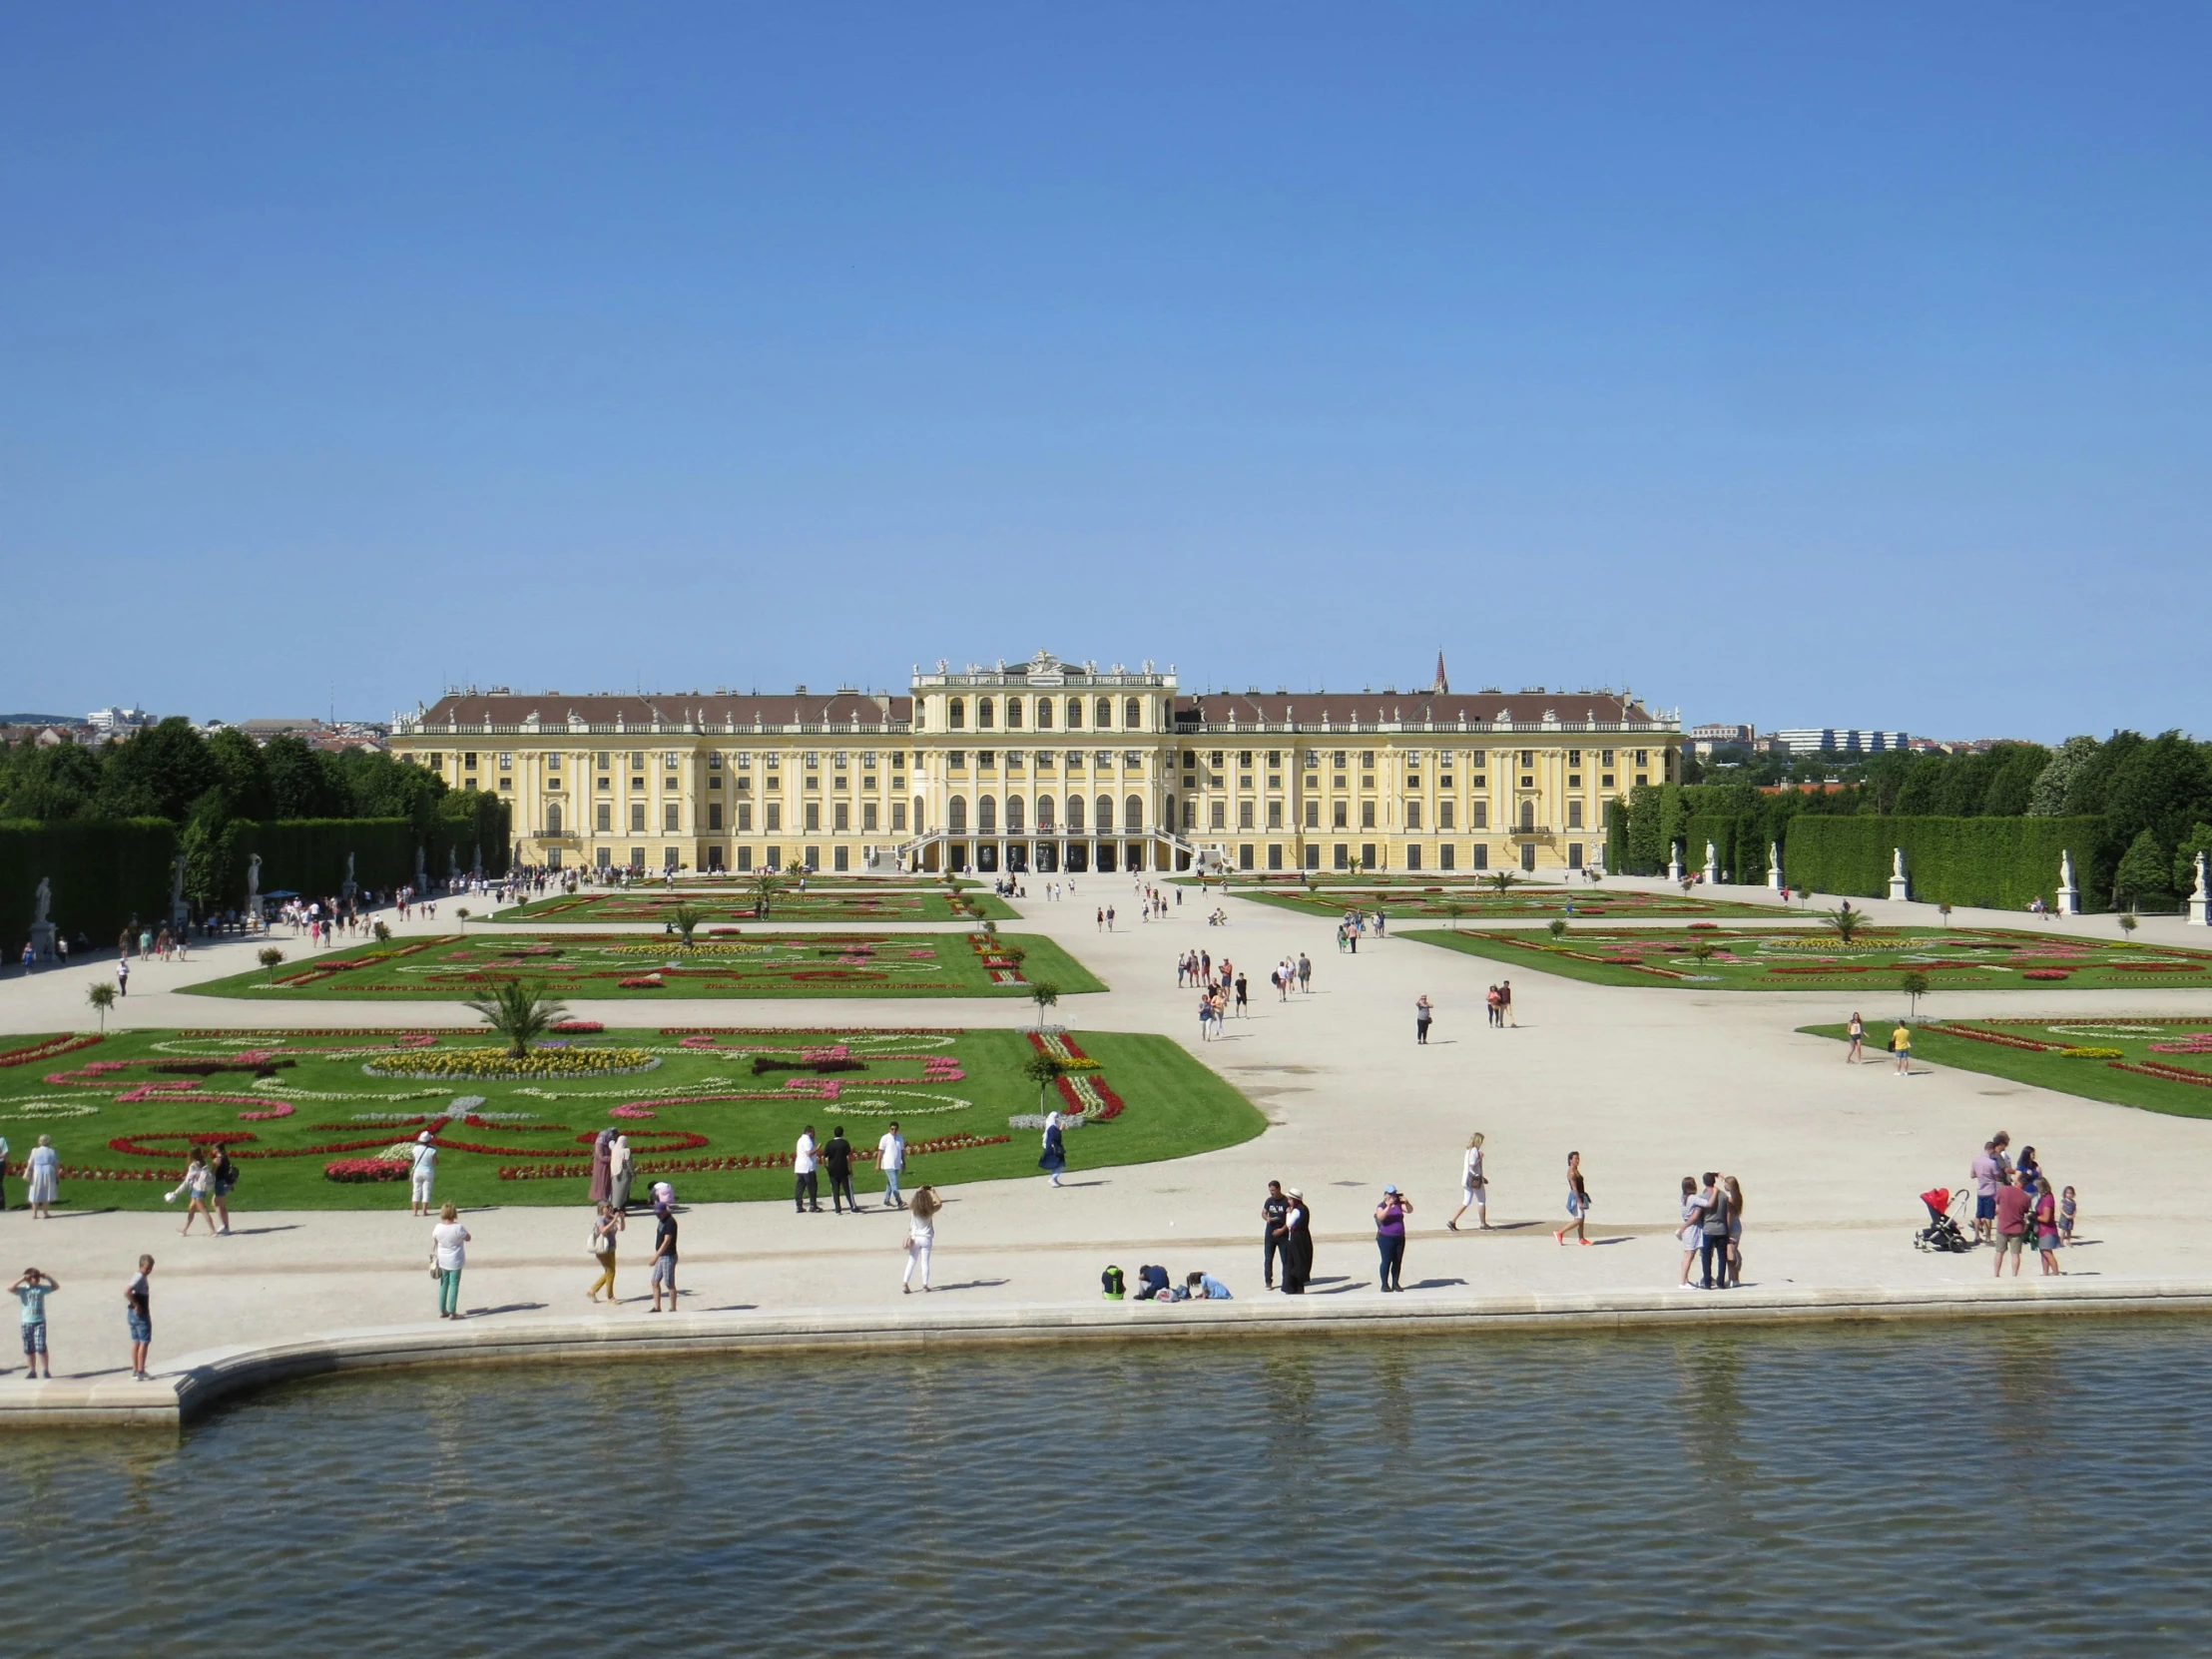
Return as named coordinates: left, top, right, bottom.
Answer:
left=824, top=1126, right=857, bottom=1214
left=1261, top=1180, right=1290, bottom=1290
left=1279, top=1188, right=1313, bottom=1294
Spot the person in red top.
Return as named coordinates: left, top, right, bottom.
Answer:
left=1991, top=1171, right=2033, bottom=1278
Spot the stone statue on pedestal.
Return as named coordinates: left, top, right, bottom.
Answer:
left=27, top=877, right=55, bottom=960
left=169, top=852, right=190, bottom=933
left=245, top=853, right=263, bottom=929
left=414, top=844, right=428, bottom=897
left=2189, top=850, right=2211, bottom=928
left=1668, top=840, right=1685, bottom=883
left=1888, top=846, right=1910, bottom=902
left=2057, top=849, right=2080, bottom=917
left=471, top=841, right=484, bottom=878
left=340, top=852, right=357, bottom=908
left=1703, top=840, right=1720, bottom=886
left=447, top=846, right=463, bottom=887
left=1768, top=841, right=1784, bottom=891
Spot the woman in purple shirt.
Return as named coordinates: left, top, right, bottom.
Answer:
left=1374, top=1186, right=1411, bottom=1293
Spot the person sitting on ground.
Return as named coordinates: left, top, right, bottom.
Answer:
left=1183, top=1271, right=1233, bottom=1300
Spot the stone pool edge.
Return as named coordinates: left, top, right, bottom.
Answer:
left=10, top=1277, right=2210, bottom=1430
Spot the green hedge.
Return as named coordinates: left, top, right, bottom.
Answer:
left=223, top=819, right=420, bottom=905
left=1783, top=815, right=2110, bottom=910
left=0, top=818, right=180, bottom=949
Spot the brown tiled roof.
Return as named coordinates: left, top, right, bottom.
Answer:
left=412, top=693, right=912, bottom=732
left=1171, top=691, right=1664, bottom=730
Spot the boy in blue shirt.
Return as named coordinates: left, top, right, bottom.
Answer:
left=12, top=1267, right=58, bottom=1380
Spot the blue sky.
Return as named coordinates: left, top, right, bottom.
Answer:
left=3, top=3, right=2206, bottom=740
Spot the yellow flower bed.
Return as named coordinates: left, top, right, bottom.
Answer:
left=362, top=1047, right=662, bottom=1080
left=604, top=941, right=768, bottom=957
left=2059, top=1046, right=2123, bottom=1059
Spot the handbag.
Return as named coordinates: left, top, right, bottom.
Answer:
left=590, top=1231, right=610, bottom=1256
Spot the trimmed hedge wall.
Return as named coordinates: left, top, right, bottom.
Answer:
left=1783, top=815, right=2111, bottom=911
left=222, top=819, right=419, bottom=906
left=0, top=818, right=181, bottom=949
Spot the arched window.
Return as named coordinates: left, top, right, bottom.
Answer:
left=1096, top=795, right=1114, bottom=831
left=1006, top=796, right=1025, bottom=832
left=1519, top=799, right=1535, bottom=830
left=1007, top=697, right=1023, bottom=729
left=978, top=698, right=995, bottom=730
left=1066, top=698, right=1083, bottom=729
left=1066, top=795, right=1084, bottom=830
left=1036, top=797, right=1055, bottom=831
left=1095, top=697, right=1113, bottom=729
left=546, top=804, right=562, bottom=834
left=1125, top=795, right=1144, bottom=832
left=1036, top=699, right=1053, bottom=730
left=912, top=797, right=926, bottom=833
left=1124, top=698, right=1142, bottom=730
left=1164, top=794, right=1175, bottom=829
left=948, top=796, right=968, bottom=832
left=948, top=698, right=965, bottom=731
left=979, top=796, right=998, bottom=831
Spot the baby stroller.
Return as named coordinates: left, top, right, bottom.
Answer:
left=1915, top=1187, right=1974, bottom=1254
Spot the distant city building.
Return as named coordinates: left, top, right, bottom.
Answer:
left=86, top=705, right=151, bottom=735
left=240, top=718, right=328, bottom=740
left=1688, top=722, right=1755, bottom=758
left=1770, top=728, right=1910, bottom=757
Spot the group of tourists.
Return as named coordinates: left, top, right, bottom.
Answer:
left=10, top=1257, right=157, bottom=1383
left=1970, top=1130, right=2073, bottom=1276
left=1675, top=1172, right=1746, bottom=1290
left=1335, top=909, right=1384, bottom=952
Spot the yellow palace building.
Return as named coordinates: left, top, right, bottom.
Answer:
left=389, top=652, right=1680, bottom=878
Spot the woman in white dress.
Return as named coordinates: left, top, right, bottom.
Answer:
left=26, top=1134, right=61, bottom=1220
left=1447, top=1132, right=1489, bottom=1232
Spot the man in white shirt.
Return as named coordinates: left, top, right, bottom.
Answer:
left=877, top=1122, right=906, bottom=1210
left=408, top=1132, right=437, bottom=1217
left=795, top=1125, right=821, bottom=1214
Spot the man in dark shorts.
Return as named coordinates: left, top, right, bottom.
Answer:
left=824, top=1125, right=857, bottom=1215
left=650, top=1204, right=680, bottom=1311
left=1261, top=1181, right=1290, bottom=1290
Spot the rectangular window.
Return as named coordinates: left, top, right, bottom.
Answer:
left=891, top=803, right=906, bottom=831
left=833, top=804, right=848, bottom=831
left=1239, top=843, right=1255, bottom=870
left=665, top=804, right=680, bottom=831
left=665, top=846, right=680, bottom=869
left=1333, top=842, right=1350, bottom=870
left=737, top=804, right=753, bottom=831
left=1567, top=801, right=1584, bottom=829
left=1439, top=801, right=1454, bottom=830
left=1568, top=841, right=1584, bottom=868
left=1305, top=802, right=1320, bottom=829
left=1361, top=802, right=1377, bottom=829
left=630, top=845, right=644, bottom=867
left=709, top=803, right=724, bottom=830
left=766, top=804, right=782, bottom=831
left=1406, top=843, right=1422, bottom=871
left=461, top=753, right=476, bottom=772
left=630, top=804, right=646, bottom=831
left=1473, top=802, right=1488, bottom=829
left=498, top=753, right=512, bottom=771
left=1334, top=802, right=1348, bottom=829
left=1267, top=802, right=1283, bottom=830
left=1305, top=845, right=1321, bottom=869
left=1472, top=843, right=1489, bottom=869
left=737, top=846, right=754, bottom=870
left=1361, top=842, right=1377, bottom=869
left=862, top=804, right=877, bottom=831
left=1405, top=802, right=1421, bottom=830
left=1238, top=802, right=1254, bottom=830
left=1267, top=843, right=1283, bottom=869
left=596, top=804, right=612, bottom=832
left=834, top=845, right=850, bottom=870
left=806, top=804, right=821, bottom=831
left=598, top=753, right=611, bottom=772
left=804, top=845, right=821, bottom=869
left=1440, top=843, right=1456, bottom=870
left=1519, top=751, right=1534, bottom=768
left=596, top=845, right=611, bottom=868
left=1210, top=802, right=1226, bottom=830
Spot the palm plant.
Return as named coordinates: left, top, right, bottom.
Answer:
left=1827, top=907, right=1872, bottom=945
left=670, top=901, right=707, bottom=948
left=750, top=868, right=783, bottom=919
left=1027, top=979, right=1061, bottom=1028
left=464, top=981, right=569, bottom=1058
left=86, top=981, right=116, bottom=1031
left=1483, top=871, right=1518, bottom=898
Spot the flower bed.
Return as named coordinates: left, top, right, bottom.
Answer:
left=2023, top=969, right=2072, bottom=981
left=362, top=1048, right=662, bottom=1080
left=493, top=1131, right=1013, bottom=1181
left=2060, top=1046, right=2124, bottom=1059
left=0, top=1034, right=103, bottom=1068
left=324, top=1158, right=410, bottom=1183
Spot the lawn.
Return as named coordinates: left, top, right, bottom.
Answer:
left=1237, top=882, right=1794, bottom=922
left=180, top=931, right=1106, bottom=1001
left=0, top=1025, right=1263, bottom=1210
left=1803, top=1016, right=2212, bottom=1120
left=1402, top=924, right=2212, bottom=991
left=497, top=886, right=1017, bottom=924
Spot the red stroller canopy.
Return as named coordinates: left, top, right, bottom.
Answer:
left=1921, top=1187, right=1952, bottom=1217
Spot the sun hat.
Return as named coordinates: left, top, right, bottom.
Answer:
left=417, top=1131, right=431, bottom=1143
left=1286, top=1187, right=1304, bottom=1199
left=1383, top=1184, right=1398, bottom=1195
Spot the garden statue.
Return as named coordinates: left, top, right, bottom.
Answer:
left=414, top=843, right=428, bottom=897
left=2058, top=849, right=2080, bottom=917
left=245, top=852, right=262, bottom=929
left=170, top=851, right=190, bottom=932
left=1702, top=840, right=1719, bottom=887
left=340, top=851, right=357, bottom=907
left=28, top=876, right=55, bottom=960
left=2190, top=850, right=2210, bottom=928
left=1668, top=840, right=1685, bottom=883
left=472, top=841, right=484, bottom=878
left=1888, top=846, right=1910, bottom=902
left=1767, top=841, right=1784, bottom=891
left=447, top=845, right=463, bottom=886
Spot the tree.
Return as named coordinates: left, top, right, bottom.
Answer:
left=96, top=718, right=215, bottom=821
left=751, top=868, right=783, bottom=919
left=204, top=728, right=276, bottom=822
left=2118, top=911, right=2139, bottom=936
left=257, top=946, right=285, bottom=982
left=1937, top=901, right=1952, bottom=928
left=1899, top=968, right=1930, bottom=1019
left=2172, top=823, right=2212, bottom=897
left=1445, top=900, right=1465, bottom=931
left=669, top=901, right=707, bottom=947
left=264, top=734, right=347, bottom=820
left=1022, top=1050, right=1070, bottom=1113
left=2027, top=736, right=2100, bottom=817
left=2111, top=829, right=2173, bottom=909
left=85, top=980, right=116, bottom=1031
left=1027, top=979, right=1060, bottom=1029
left=1688, top=936, right=1720, bottom=964
left=464, top=981, right=569, bottom=1058
left=1827, top=907, right=1872, bottom=944
left=455, top=905, right=471, bottom=931
left=1548, top=918, right=1568, bottom=941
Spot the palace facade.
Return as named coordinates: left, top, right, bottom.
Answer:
left=388, top=653, right=1681, bottom=878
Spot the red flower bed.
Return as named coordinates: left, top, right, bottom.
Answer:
left=0, top=1034, right=102, bottom=1068
left=1927, top=1024, right=2057, bottom=1053
left=494, top=1132, right=1012, bottom=1181
left=2110, top=1060, right=2212, bottom=1088
left=551, top=1020, right=604, bottom=1033
left=2023, top=969, right=2071, bottom=981
left=324, top=1159, right=409, bottom=1182
left=618, top=976, right=664, bottom=989
left=566, top=1129, right=710, bottom=1152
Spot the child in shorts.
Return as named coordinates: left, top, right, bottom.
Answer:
left=2060, top=1185, right=2078, bottom=1245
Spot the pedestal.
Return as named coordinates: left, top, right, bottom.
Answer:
left=2191, top=892, right=2211, bottom=927
left=2058, top=885, right=2080, bottom=917
left=1888, top=875, right=1910, bottom=902
left=27, top=920, right=55, bottom=961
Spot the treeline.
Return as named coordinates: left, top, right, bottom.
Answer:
left=1, top=719, right=509, bottom=941
left=1611, top=731, right=2212, bottom=910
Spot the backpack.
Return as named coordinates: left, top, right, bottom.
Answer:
left=1101, top=1265, right=1125, bottom=1300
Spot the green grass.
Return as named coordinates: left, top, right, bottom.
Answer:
left=179, top=931, right=1106, bottom=1001
left=0, top=1026, right=1263, bottom=1210
left=1238, top=885, right=1794, bottom=921
left=497, top=887, right=1017, bottom=924
left=1401, top=924, right=2212, bottom=991
left=1803, top=1016, right=2212, bottom=1120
